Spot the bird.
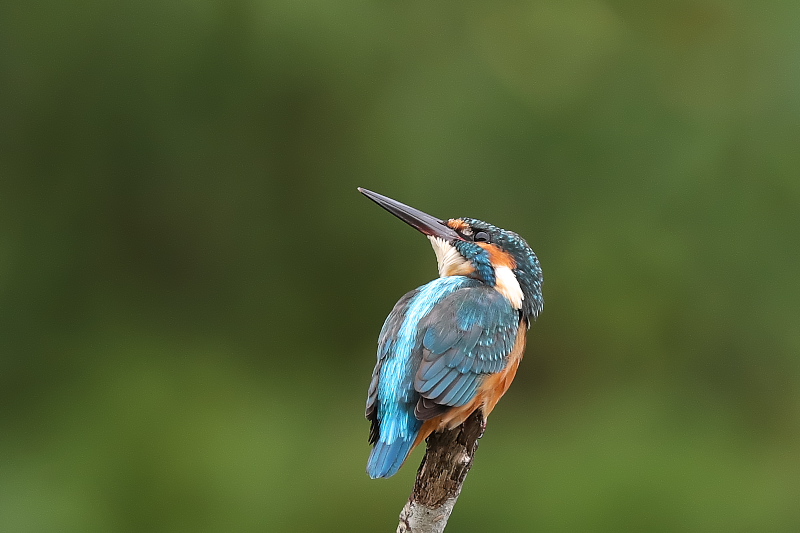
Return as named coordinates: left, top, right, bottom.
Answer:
left=359, top=187, right=544, bottom=479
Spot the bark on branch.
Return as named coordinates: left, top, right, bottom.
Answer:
left=396, top=410, right=485, bottom=533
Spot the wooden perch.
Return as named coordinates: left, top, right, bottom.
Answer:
left=396, top=410, right=485, bottom=533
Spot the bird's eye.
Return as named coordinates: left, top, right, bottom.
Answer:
left=474, top=231, right=490, bottom=243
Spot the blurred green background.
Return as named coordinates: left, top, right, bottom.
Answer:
left=2, top=0, right=799, bottom=531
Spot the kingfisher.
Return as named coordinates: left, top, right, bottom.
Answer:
left=359, top=188, right=543, bottom=479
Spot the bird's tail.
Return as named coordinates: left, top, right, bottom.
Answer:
left=367, top=436, right=416, bottom=479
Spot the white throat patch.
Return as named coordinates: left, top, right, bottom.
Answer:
left=427, top=236, right=470, bottom=277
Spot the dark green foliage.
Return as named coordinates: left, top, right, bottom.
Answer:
left=1, top=0, right=799, bottom=531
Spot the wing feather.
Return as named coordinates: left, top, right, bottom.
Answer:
left=365, top=289, right=418, bottom=443
left=414, top=287, right=520, bottom=415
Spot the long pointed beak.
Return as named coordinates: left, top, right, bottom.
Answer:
left=358, top=188, right=463, bottom=241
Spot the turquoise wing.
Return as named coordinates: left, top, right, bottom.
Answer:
left=413, top=286, right=521, bottom=419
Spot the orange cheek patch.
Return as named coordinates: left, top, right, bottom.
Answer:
left=478, top=243, right=517, bottom=269
left=446, top=219, right=470, bottom=233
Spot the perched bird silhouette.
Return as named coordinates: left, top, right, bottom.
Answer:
left=359, top=188, right=543, bottom=479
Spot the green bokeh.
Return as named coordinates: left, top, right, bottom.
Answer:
left=2, top=1, right=799, bottom=531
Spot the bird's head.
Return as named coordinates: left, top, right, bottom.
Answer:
left=359, top=188, right=543, bottom=321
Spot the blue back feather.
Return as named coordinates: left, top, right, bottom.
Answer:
left=366, top=276, right=469, bottom=478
